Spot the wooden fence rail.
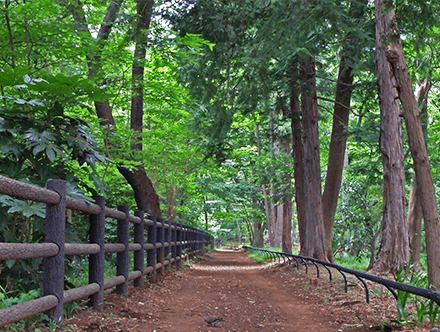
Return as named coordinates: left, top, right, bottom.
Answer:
left=0, top=175, right=213, bottom=328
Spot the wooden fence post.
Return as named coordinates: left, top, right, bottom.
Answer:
left=171, top=222, right=177, bottom=267
left=189, top=227, right=194, bottom=255
left=165, top=219, right=171, bottom=270
left=89, top=196, right=106, bottom=311
left=157, top=217, right=165, bottom=275
left=176, top=223, right=182, bottom=267
left=134, top=210, right=145, bottom=288
left=116, top=205, right=129, bottom=296
left=182, top=225, right=188, bottom=258
left=147, top=215, right=157, bottom=282
left=43, top=180, right=66, bottom=324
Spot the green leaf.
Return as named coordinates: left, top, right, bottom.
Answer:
left=46, top=147, right=56, bottom=161
left=5, top=260, right=15, bottom=269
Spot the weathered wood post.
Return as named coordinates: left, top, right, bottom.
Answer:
left=189, top=227, right=195, bottom=256
left=157, top=217, right=165, bottom=276
left=176, top=223, right=182, bottom=267
left=171, top=222, right=177, bottom=267
left=164, top=219, right=171, bottom=270
left=134, top=210, right=145, bottom=288
left=43, top=180, right=66, bottom=324
left=182, top=225, right=188, bottom=259
left=116, top=205, right=130, bottom=296
left=89, top=196, right=106, bottom=310
left=147, top=215, right=157, bottom=282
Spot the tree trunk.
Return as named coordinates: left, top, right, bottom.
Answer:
left=256, top=122, right=273, bottom=245
left=273, top=204, right=283, bottom=246
left=282, top=201, right=292, bottom=253
left=69, top=0, right=161, bottom=217
left=279, top=132, right=293, bottom=253
left=117, top=165, right=161, bottom=216
left=252, top=217, right=264, bottom=247
left=130, top=0, right=154, bottom=151
left=407, top=78, right=430, bottom=270
left=377, top=3, right=440, bottom=287
left=166, top=185, right=177, bottom=220
left=299, top=54, right=326, bottom=260
left=373, top=0, right=408, bottom=273
left=290, top=62, right=306, bottom=254
left=322, top=0, right=367, bottom=263
left=270, top=200, right=278, bottom=246
left=322, top=54, right=353, bottom=263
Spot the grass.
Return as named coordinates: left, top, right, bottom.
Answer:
left=335, top=254, right=369, bottom=271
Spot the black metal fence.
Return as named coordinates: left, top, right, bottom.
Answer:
left=243, top=246, right=440, bottom=306
left=0, top=175, right=213, bottom=328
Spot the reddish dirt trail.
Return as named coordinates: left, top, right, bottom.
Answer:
left=36, top=249, right=434, bottom=332
left=152, top=249, right=336, bottom=331
left=61, top=249, right=337, bottom=331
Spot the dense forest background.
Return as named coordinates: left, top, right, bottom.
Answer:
left=2, top=0, right=440, bottom=293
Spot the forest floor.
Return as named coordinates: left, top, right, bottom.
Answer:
left=27, top=249, right=436, bottom=332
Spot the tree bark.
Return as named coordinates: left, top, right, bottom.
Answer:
left=378, top=6, right=440, bottom=286
left=69, top=0, right=161, bottom=217
left=373, top=0, right=408, bottom=273
left=274, top=204, right=282, bottom=246
left=322, top=0, right=367, bottom=263
left=290, top=62, right=307, bottom=254
left=117, top=165, right=161, bottom=216
left=407, top=78, right=430, bottom=270
left=282, top=201, right=292, bottom=253
left=299, top=54, right=325, bottom=260
left=322, top=54, right=353, bottom=263
left=270, top=199, right=278, bottom=246
left=256, top=122, right=273, bottom=245
left=130, top=0, right=154, bottom=151
left=252, top=216, right=264, bottom=247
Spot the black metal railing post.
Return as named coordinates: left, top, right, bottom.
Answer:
left=43, top=180, right=66, bottom=324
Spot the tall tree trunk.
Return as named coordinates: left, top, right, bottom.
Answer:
left=280, top=132, right=293, bottom=253
left=69, top=0, right=161, bottom=216
left=117, top=0, right=161, bottom=216
left=253, top=216, right=264, bottom=247
left=377, top=3, right=440, bottom=287
left=373, top=0, right=408, bottom=273
left=407, top=78, right=430, bottom=269
left=270, top=199, right=278, bottom=246
left=290, top=62, right=306, bottom=254
left=299, top=54, right=325, bottom=260
left=256, top=122, right=272, bottom=244
left=322, top=0, right=367, bottom=263
left=322, top=54, right=353, bottom=263
left=282, top=201, right=292, bottom=253
left=273, top=205, right=282, bottom=245
left=166, top=185, right=177, bottom=220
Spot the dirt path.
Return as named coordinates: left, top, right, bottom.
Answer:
left=44, top=249, right=434, bottom=332
left=147, top=249, right=336, bottom=331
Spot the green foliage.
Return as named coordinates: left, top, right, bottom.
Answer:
left=393, top=265, right=440, bottom=326
left=334, top=254, right=369, bottom=271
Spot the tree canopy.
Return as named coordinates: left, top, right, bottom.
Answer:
left=2, top=0, right=440, bottom=288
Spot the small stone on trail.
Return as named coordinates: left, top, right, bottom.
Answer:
left=205, top=316, right=224, bottom=326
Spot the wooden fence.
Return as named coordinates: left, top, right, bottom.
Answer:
left=0, top=175, right=213, bottom=328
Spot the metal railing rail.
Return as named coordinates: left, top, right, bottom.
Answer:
left=0, top=175, right=213, bottom=328
left=243, top=246, right=440, bottom=306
